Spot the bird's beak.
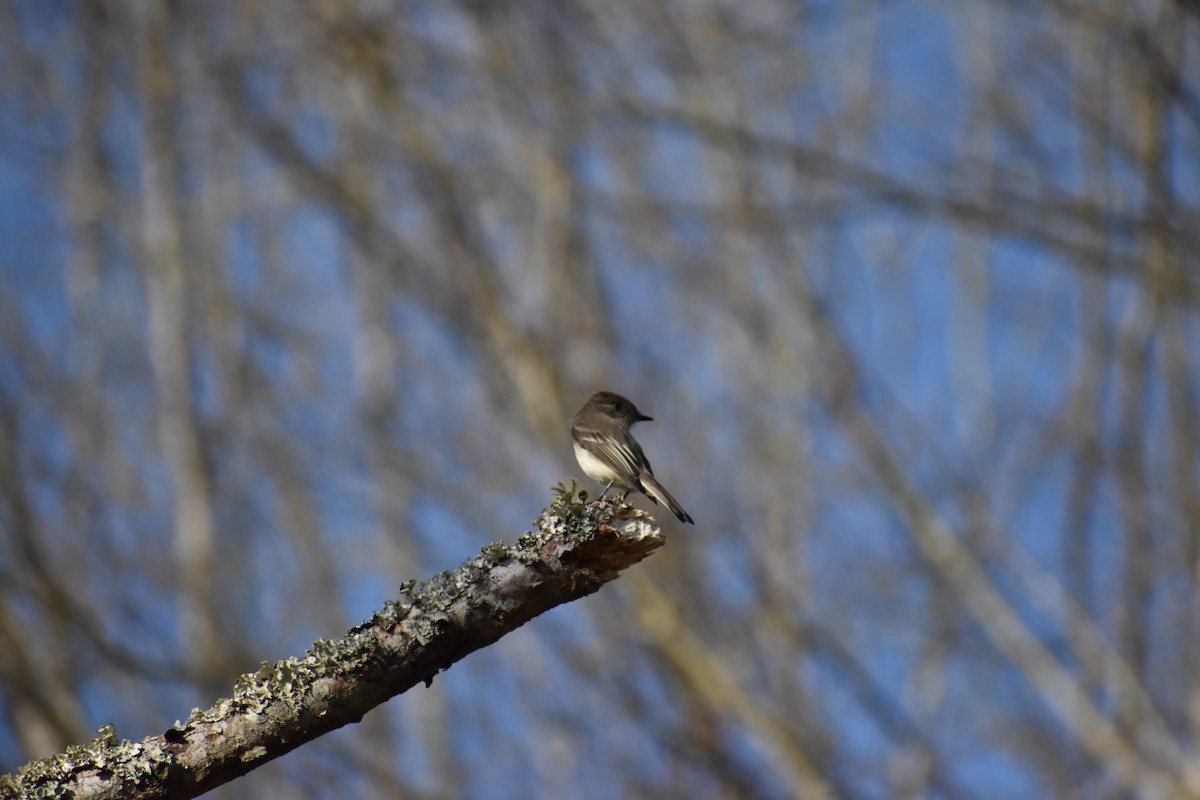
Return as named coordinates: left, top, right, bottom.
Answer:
left=638, top=413, right=653, bottom=422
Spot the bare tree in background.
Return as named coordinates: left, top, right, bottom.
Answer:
left=0, top=1, right=1197, bottom=797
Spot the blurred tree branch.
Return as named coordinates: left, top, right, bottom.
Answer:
left=802, top=293, right=1197, bottom=798
left=617, top=98, right=1199, bottom=305
left=629, top=572, right=842, bottom=800
left=1, top=492, right=663, bottom=800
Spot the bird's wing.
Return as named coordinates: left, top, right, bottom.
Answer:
left=571, top=424, right=649, bottom=485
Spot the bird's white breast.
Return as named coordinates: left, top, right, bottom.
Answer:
left=573, top=442, right=628, bottom=487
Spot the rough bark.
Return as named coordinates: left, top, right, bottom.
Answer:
left=1, top=489, right=663, bottom=800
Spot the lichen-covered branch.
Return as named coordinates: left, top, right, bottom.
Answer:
left=2, top=488, right=664, bottom=800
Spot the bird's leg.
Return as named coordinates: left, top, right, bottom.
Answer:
left=597, top=481, right=614, bottom=499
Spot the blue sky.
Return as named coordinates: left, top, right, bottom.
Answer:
left=1, top=2, right=1197, bottom=797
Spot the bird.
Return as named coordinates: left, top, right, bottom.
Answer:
left=570, top=391, right=694, bottom=524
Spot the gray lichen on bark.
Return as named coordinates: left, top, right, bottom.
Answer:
left=1, top=488, right=663, bottom=800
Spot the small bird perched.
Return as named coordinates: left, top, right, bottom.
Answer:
left=571, top=391, right=694, bottom=524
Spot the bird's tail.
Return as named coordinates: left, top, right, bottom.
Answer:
left=639, top=471, right=694, bottom=524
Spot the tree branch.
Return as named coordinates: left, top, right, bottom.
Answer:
left=2, top=489, right=664, bottom=800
